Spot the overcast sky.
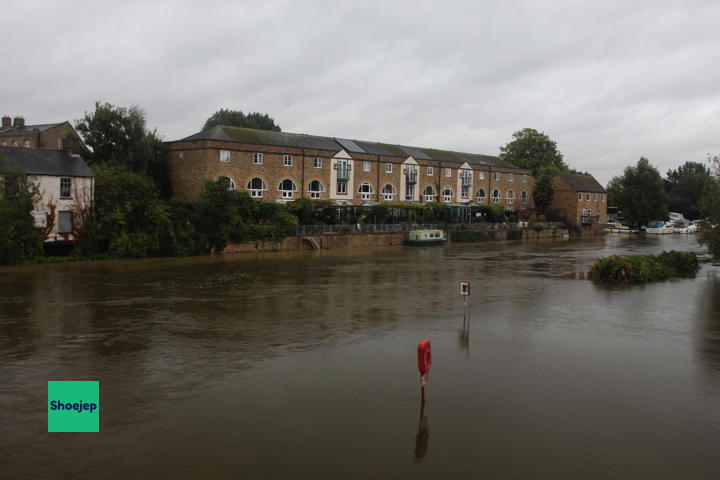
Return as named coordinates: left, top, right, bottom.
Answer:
left=4, top=0, right=720, bottom=184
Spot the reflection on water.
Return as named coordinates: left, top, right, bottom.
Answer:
left=414, top=401, right=429, bottom=463
left=2, top=235, right=720, bottom=479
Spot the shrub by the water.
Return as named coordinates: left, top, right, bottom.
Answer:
left=506, top=229, right=523, bottom=240
left=588, top=250, right=699, bottom=283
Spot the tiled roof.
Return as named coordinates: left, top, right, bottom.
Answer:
left=175, top=126, right=523, bottom=170
left=558, top=172, right=605, bottom=193
left=0, top=147, right=94, bottom=177
left=0, top=122, right=64, bottom=134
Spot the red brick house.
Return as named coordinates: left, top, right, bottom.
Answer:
left=0, top=116, right=86, bottom=153
left=551, top=172, right=607, bottom=232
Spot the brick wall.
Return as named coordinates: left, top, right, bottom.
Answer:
left=551, top=176, right=607, bottom=232
left=166, top=138, right=535, bottom=209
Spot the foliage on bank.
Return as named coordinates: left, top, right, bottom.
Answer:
left=450, top=230, right=489, bottom=242
left=0, top=165, right=43, bottom=265
left=588, top=251, right=699, bottom=283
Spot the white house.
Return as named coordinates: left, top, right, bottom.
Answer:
left=1, top=147, right=94, bottom=243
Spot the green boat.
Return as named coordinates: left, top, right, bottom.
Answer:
left=405, top=229, right=447, bottom=246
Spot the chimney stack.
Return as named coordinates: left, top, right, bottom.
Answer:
left=1, top=116, right=10, bottom=128
left=13, top=116, right=24, bottom=128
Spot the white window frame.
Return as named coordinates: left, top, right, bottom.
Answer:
left=461, top=186, right=470, bottom=199
left=308, top=180, right=324, bottom=199
left=494, top=171, right=501, bottom=181
left=578, top=192, right=583, bottom=201
left=508, top=173, right=514, bottom=182
left=405, top=184, right=415, bottom=201
left=385, top=163, right=393, bottom=173
left=359, top=183, right=374, bottom=201
left=423, top=186, right=435, bottom=202
left=491, top=190, right=500, bottom=204
left=337, top=181, right=347, bottom=195
left=445, top=168, right=452, bottom=177
left=476, top=189, right=486, bottom=203
left=506, top=190, right=515, bottom=204
left=602, top=194, right=606, bottom=202
left=219, top=150, right=231, bottom=162
left=522, top=174, right=528, bottom=183
left=382, top=184, right=395, bottom=201
left=363, top=160, right=371, bottom=172
left=59, top=178, right=72, bottom=199
left=279, top=179, right=297, bottom=199
left=478, top=171, right=485, bottom=180
left=24, top=139, right=30, bottom=148
left=520, top=191, right=528, bottom=204
left=314, top=157, right=322, bottom=168
left=427, top=166, right=434, bottom=176
left=253, top=152, right=263, bottom=165
left=283, top=155, right=293, bottom=167
left=246, top=177, right=267, bottom=198
left=586, top=193, right=591, bottom=201
left=594, top=193, right=598, bottom=201
left=442, top=187, right=454, bottom=203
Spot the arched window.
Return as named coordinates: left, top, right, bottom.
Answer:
left=308, top=180, right=324, bottom=199
left=278, top=179, right=297, bottom=199
left=423, top=185, right=436, bottom=202
left=218, top=176, right=236, bottom=190
left=246, top=177, right=266, bottom=197
left=358, top=182, right=374, bottom=200
left=506, top=190, right=515, bottom=204
left=382, top=184, right=395, bottom=201
left=476, top=189, right=486, bottom=203
left=491, top=189, right=500, bottom=204
left=442, top=187, right=454, bottom=203
left=520, top=191, right=528, bottom=204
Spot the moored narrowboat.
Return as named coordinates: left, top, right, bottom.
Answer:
left=405, top=229, right=447, bottom=246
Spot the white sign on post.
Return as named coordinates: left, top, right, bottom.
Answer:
left=459, top=281, right=470, bottom=296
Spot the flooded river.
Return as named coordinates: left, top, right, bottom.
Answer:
left=2, top=235, right=720, bottom=479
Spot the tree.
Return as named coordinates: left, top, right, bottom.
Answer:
left=75, top=102, right=170, bottom=198
left=0, top=159, right=43, bottom=264
left=609, top=157, right=669, bottom=227
left=697, top=153, right=720, bottom=260
left=532, top=166, right=556, bottom=215
left=499, top=128, right=568, bottom=173
left=202, top=109, right=281, bottom=132
left=499, top=128, right=568, bottom=214
left=91, top=166, right=176, bottom=258
left=664, top=161, right=714, bottom=219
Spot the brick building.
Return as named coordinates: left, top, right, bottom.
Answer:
left=0, top=116, right=86, bottom=153
left=166, top=126, right=535, bottom=210
left=551, top=172, right=607, bottom=231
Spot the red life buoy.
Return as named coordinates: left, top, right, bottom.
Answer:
left=417, top=340, right=432, bottom=375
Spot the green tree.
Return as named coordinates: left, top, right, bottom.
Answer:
left=202, top=109, right=281, bottom=132
left=610, top=157, right=669, bottom=227
left=532, top=166, right=556, bottom=214
left=91, top=166, right=176, bottom=258
left=75, top=102, right=170, bottom=198
left=664, top=161, right=714, bottom=219
left=499, top=128, right=568, bottom=214
left=0, top=160, right=43, bottom=264
left=697, top=154, right=720, bottom=260
left=499, top=128, right=568, bottom=173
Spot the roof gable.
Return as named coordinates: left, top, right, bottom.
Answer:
left=0, top=147, right=94, bottom=177
left=558, top=173, right=605, bottom=193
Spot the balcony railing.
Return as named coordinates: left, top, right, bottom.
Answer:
left=335, top=162, right=351, bottom=181
left=460, top=172, right=472, bottom=187
left=581, top=215, right=600, bottom=225
left=404, top=167, right=417, bottom=185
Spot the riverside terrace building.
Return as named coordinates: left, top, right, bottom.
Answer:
left=166, top=126, right=536, bottom=209
left=550, top=172, right=608, bottom=232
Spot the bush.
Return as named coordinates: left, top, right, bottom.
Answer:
left=450, top=230, right=489, bottom=242
left=589, top=250, right=699, bottom=283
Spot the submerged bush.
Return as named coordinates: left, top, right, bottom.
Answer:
left=588, top=250, right=699, bottom=283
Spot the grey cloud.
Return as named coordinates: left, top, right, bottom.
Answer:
left=3, top=0, right=720, bottom=185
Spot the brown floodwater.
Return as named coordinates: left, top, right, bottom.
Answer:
left=2, top=235, right=720, bottom=479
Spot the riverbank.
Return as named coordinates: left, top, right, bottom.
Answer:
left=224, top=226, right=571, bottom=253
